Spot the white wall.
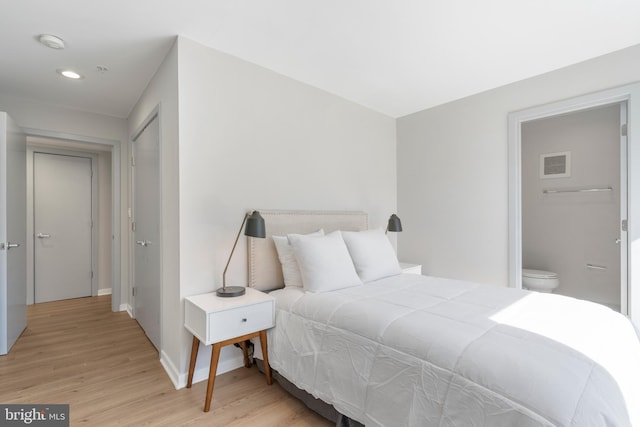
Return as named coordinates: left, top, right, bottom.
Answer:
left=397, top=44, right=640, bottom=290
left=128, top=36, right=396, bottom=388
left=127, top=39, right=180, bottom=381
left=0, top=94, right=128, bottom=309
left=172, top=36, right=396, bottom=387
left=522, top=104, right=621, bottom=306
left=0, top=94, right=127, bottom=140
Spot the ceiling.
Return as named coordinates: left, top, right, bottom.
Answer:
left=2, top=1, right=639, bottom=119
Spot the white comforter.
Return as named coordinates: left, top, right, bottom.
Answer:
left=266, top=274, right=640, bottom=427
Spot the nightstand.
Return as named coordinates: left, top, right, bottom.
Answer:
left=400, top=262, right=422, bottom=274
left=184, top=287, right=275, bottom=412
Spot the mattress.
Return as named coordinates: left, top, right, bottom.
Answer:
left=265, top=274, right=640, bottom=426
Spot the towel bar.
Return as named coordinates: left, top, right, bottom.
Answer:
left=543, top=186, right=612, bottom=194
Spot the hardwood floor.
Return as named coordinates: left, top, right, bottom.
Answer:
left=0, top=296, right=333, bottom=426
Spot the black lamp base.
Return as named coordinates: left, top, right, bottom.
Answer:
left=216, top=286, right=246, bottom=297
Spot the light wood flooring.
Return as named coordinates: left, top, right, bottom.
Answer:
left=0, top=296, right=333, bottom=426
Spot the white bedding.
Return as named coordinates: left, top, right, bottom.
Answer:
left=266, top=274, right=640, bottom=426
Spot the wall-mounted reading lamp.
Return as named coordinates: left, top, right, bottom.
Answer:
left=386, top=214, right=403, bottom=234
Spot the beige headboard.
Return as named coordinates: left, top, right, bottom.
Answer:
left=248, top=210, right=368, bottom=291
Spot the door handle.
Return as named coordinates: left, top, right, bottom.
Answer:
left=37, top=233, right=51, bottom=239
left=136, top=240, right=151, bottom=247
left=1, top=242, right=21, bottom=250
left=615, top=238, right=621, bottom=244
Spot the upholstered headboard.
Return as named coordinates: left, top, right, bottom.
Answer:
left=247, top=210, right=368, bottom=291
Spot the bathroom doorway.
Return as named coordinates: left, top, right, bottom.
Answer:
left=521, top=103, right=626, bottom=311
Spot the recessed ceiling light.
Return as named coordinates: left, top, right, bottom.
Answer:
left=38, top=34, right=65, bottom=50
left=56, top=69, right=83, bottom=80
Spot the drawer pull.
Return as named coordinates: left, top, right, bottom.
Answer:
left=242, top=318, right=247, bottom=322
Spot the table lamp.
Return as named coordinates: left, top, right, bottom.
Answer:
left=217, top=210, right=266, bottom=297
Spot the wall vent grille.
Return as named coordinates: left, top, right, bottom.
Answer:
left=540, top=151, right=571, bottom=178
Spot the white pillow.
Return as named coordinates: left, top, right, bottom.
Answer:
left=272, top=229, right=324, bottom=288
left=289, top=231, right=362, bottom=293
left=341, top=228, right=402, bottom=282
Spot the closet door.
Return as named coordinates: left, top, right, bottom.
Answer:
left=132, top=115, right=161, bottom=351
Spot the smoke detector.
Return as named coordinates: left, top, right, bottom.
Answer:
left=38, top=34, right=65, bottom=50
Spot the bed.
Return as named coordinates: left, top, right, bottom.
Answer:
left=248, top=210, right=640, bottom=427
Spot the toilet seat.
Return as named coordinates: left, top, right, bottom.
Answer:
left=523, top=268, right=558, bottom=279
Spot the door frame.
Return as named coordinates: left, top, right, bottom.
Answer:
left=28, top=149, right=98, bottom=304
left=22, top=129, right=122, bottom=312
left=508, top=85, right=635, bottom=317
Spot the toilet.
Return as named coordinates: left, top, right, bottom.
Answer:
left=522, top=268, right=559, bottom=293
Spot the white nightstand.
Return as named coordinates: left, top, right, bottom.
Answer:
left=184, top=287, right=275, bottom=412
left=400, top=262, right=422, bottom=274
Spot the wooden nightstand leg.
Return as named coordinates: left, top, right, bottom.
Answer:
left=203, top=343, right=222, bottom=412
left=259, top=330, right=273, bottom=385
left=240, top=340, right=252, bottom=368
left=187, top=336, right=200, bottom=388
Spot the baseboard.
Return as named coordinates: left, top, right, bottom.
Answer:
left=125, top=304, right=133, bottom=317
left=216, top=349, right=249, bottom=376
left=189, top=354, right=245, bottom=388
left=98, top=288, right=112, bottom=296
left=160, top=350, right=182, bottom=390
left=168, top=350, right=245, bottom=390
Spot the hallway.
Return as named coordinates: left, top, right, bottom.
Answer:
left=0, top=296, right=330, bottom=426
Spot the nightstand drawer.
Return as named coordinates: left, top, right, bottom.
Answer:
left=185, top=288, right=276, bottom=345
left=210, top=301, right=274, bottom=343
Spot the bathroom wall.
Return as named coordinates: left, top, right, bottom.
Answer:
left=521, top=103, right=621, bottom=308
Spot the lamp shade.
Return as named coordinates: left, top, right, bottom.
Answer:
left=387, top=214, right=403, bottom=232
left=245, top=211, right=266, bottom=238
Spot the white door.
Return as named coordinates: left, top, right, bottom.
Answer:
left=34, top=153, right=92, bottom=303
left=133, top=115, right=161, bottom=350
left=0, top=112, right=27, bottom=355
